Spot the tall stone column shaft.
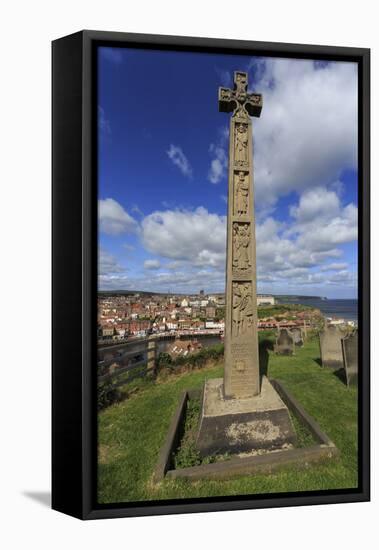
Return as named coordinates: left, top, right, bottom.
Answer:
left=224, top=114, right=260, bottom=398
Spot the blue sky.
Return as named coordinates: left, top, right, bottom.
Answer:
left=98, top=46, right=358, bottom=298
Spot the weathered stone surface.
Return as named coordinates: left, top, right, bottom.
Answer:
left=221, top=71, right=262, bottom=399
left=341, top=330, right=358, bottom=386
left=155, top=382, right=338, bottom=481
left=196, top=377, right=297, bottom=456
left=319, top=325, right=347, bottom=369
left=291, top=327, right=304, bottom=347
left=196, top=70, right=296, bottom=458
left=274, top=328, right=295, bottom=355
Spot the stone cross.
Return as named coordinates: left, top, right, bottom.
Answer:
left=219, top=71, right=263, bottom=399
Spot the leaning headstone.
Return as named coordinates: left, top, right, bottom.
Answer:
left=341, top=330, right=358, bottom=386
left=319, top=325, right=346, bottom=369
left=291, top=327, right=304, bottom=347
left=274, top=328, right=294, bottom=355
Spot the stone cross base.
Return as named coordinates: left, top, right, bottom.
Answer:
left=196, top=377, right=297, bottom=456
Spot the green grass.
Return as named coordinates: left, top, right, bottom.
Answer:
left=98, top=335, right=358, bottom=504
left=173, top=398, right=202, bottom=469
left=257, top=302, right=314, bottom=319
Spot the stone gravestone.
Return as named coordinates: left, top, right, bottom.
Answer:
left=341, top=330, right=358, bottom=386
left=274, top=328, right=295, bottom=355
left=319, top=325, right=346, bottom=370
left=302, top=321, right=308, bottom=341
left=196, top=71, right=296, bottom=456
left=291, top=327, right=304, bottom=347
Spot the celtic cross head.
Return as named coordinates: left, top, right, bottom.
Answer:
left=218, top=71, right=263, bottom=119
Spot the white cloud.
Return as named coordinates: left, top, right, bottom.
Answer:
left=289, top=186, right=341, bottom=223
left=99, top=248, right=130, bottom=290
left=208, top=126, right=229, bottom=184
left=328, top=270, right=356, bottom=284
left=208, top=58, right=358, bottom=239
left=289, top=187, right=358, bottom=252
left=98, top=249, right=126, bottom=276
left=137, top=195, right=356, bottom=294
left=98, top=198, right=138, bottom=235
left=167, top=144, right=192, bottom=178
left=250, top=58, right=358, bottom=205
left=141, top=207, right=226, bottom=268
left=166, top=261, right=185, bottom=270
left=144, top=259, right=161, bottom=270
left=208, top=143, right=228, bottom=184
left=255, top=186, right=357, bottom=290
left=99, top=274, right=129, bottom=290
left=320, top=262, right=349, bottom=272
left=210, top=60, right=357, bottom=205
left=98, top=187, right=357, bottom=293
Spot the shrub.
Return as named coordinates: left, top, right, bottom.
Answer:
left=174, top=399, right=202, bottom=468
left=156, top=343, right=224, bottom=375
left=97, top=379, right=123, bottom=411
left=155, top=352, right=173, bottom=372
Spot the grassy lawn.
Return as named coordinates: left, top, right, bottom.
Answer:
left=98, top=334, right=358, bottom=504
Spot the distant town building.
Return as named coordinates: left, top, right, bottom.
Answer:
left=257, top=294, right=276, bottom=306
left=327, top=318, right=346, bottom=326
left=205, top=320, right=224, bottom=330
left=205, top=306, right=216, bottom=319
left=100, top=325, right=116, bottom=340
left=167, top=339, right=202, bottom=359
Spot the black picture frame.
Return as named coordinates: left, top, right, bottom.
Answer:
left=52, top=30, right=370, bottom=520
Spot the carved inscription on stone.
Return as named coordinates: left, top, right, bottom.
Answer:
left=231, top=344, right=251, bottom=375
left=234, top=171, right=249, bottom=217
left=232, top=222, right=251, bottom=272
left=234, top=359, right=246, bottom=372
left=232, top=282, right=254, bottom=337
left=231, top=343, right=252, bottom=355
left=234, top=124, right=248, bottom=167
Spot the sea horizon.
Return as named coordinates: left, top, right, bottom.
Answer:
left=98, top=289, right=356, bottom=300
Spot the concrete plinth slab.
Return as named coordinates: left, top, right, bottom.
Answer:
left=196, top=376, right=297, bottom=456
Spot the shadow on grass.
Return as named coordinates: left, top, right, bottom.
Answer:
left=333, top=367, right=347, bottom=385
left=259, top=338, right=274, bottom=377
left=313, top=358, right=322, bottom=367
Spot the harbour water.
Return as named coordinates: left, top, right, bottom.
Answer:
left=277, top=297, right=358, bottom=322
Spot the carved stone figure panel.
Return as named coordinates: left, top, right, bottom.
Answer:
left=234, top=124, right=248, bottom=167
left=232, top=222, right=251, bottom=272
left=234, top=171, right=249, bottom=217
left=232, top=282, right=254, bottom=338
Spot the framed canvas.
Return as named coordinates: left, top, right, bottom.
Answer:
left=52, top=30, right=370, bottom=520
